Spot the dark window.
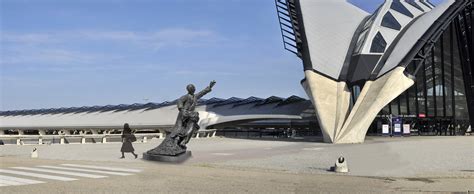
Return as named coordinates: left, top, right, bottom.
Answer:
left=406, top=0, right=424, bottom=12
left=391, top=100, right=400, bottom=116
left=354, top=29, right=369, bottom=53
left=451, top=24, right=469, bottom=119
left=370, top=32, right=387, bottom=53
left=381, top=12, right=402, bottom=30
left=407, top=85, right=417, bottom=115
left=425, top=0, right=436, bottom=8
left=375, top=19, right=473, bottom=136
left=399, top=92, right=408, bottom=115
left=363, top=15, right=376, bottom=30
left=424, top=47, right=435, bottom=117
left=391, top=0, right=414, bottom=18
left=420, top=0, right=433, bottom=9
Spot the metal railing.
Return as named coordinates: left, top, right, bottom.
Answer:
left=0, top=129, right=217, bottom=145
left=275, top=0, right=302, bottom=57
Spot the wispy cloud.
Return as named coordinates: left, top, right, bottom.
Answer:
left=172, top=70, right=239, bottom=76
left=2, top=28, right=223, bottom=50
left=0, top=28, right=225, bottom=72
left=2, top=33, right=58, bottom=44
left=2, top=49, right=95, bottom=64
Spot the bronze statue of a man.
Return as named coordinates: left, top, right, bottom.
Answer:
left=170, top=80, right=216, bottom=148
left=145, top=81, right=216, bottom=156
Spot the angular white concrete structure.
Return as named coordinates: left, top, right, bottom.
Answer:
left=276, top=0, right=473, bottom=143
left=336, top=67, right=415, bottom=143
left=302, top=70, right=351, bottom=143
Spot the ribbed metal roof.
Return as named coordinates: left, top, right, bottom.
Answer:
left=256, top=96, right=284, bottom=106
left=232, top=97, right=264, bottom=108
left=0, top=96, right=308, bottom=117
left=277, top=95, right=306, bottom=107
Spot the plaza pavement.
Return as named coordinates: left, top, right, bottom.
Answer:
left=0, top=136, right=473, bottom=193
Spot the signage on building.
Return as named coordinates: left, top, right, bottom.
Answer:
left=418, top=113, right=426, bottom=118
left=392, top=117, right=402, bottom=136
left=382, top=124, right=390, bottom=136
left=403, top=124, right=411, bottom=136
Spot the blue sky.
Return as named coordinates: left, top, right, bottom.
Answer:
left=1, top=0, right=443, bottom=110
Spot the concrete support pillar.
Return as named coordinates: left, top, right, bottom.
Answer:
left=142, top=136, right=147, bottom=143
left=195, top=132, right=200, bottom=139
left=158, top=129, right=165, bottom=139
left=302, top=67, right=414, bottom=144
left=18, top=129, right=24, bottom=135
left=302, top=70, right=351, bottom=143
left=38, top=130, right=46, bottom=136
left=103, top=130, right=110, bottom=144
left=60, top=137, right=65, bottom=144
left=61, top=130, right=71, bottom=135
left=336, top=67, right=414, bottom=143
left=38, top=129, right=45, bottom=145
left=90, top=129, right=98, bottom=135
left=16, top=138, right=21, bottom=145
left=81, top=137, right=86, bottom=144
left=211, top=131, right=216, bottom=137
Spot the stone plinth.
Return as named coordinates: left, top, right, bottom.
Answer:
left=143, top=151, right=191, bottom=163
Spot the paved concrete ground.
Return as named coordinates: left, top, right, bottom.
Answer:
left=0, top=136, right=473, bottom=193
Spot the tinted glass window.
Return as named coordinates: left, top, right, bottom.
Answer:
left=420, top=0, right=433, bottom=9
left=425, top=0, right=436, bottom=8
left=391, top=0, right=414, bottom=18
left=370, top=32, right=387, bottom=53
left=406, top=0, right=425, bottom=12
left=354, top=29, right=369, bottom=53
left=381, top=12, right=402, bottom=30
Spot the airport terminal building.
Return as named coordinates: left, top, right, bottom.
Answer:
left=0, top=96, right=318, bottom=144
left=275, top=0, right=473, bottom=143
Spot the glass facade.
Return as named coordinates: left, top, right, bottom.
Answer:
left=406, top=0, right=425, bottom=12
left=391, top=0, right=414, bottom=18
left=381, top=11, right=402, bottom=30
left=371, top=32, right=387, bottom=53
left=372, top=19, right=473, bottom=135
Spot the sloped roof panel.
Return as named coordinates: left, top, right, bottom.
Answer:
left=232, top=97, right=263, bottom=107
left=212, top=97, right=244, bottom=108
left=256, top=96, right=284, bottom=106
left=298, top=0, right=368, bottom=79
left=277, top=95, right=306, bottom=106
left=199, top=97, right=225, bottom=105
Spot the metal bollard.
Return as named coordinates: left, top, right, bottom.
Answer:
left=332, top=156, right=349, bottom=173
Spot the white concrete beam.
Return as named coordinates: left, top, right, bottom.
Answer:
left=301, top=70, right=351, bottom=143
left=335, top=67, right=414, bottom=143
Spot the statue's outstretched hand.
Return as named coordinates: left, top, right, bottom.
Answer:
left=209, top=80, right=216, bottom=88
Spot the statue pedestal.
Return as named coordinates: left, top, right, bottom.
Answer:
left=143, top=151, right=192, bottom=163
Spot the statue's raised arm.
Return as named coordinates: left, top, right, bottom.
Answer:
left=195, top=80, right=216, bottom=99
